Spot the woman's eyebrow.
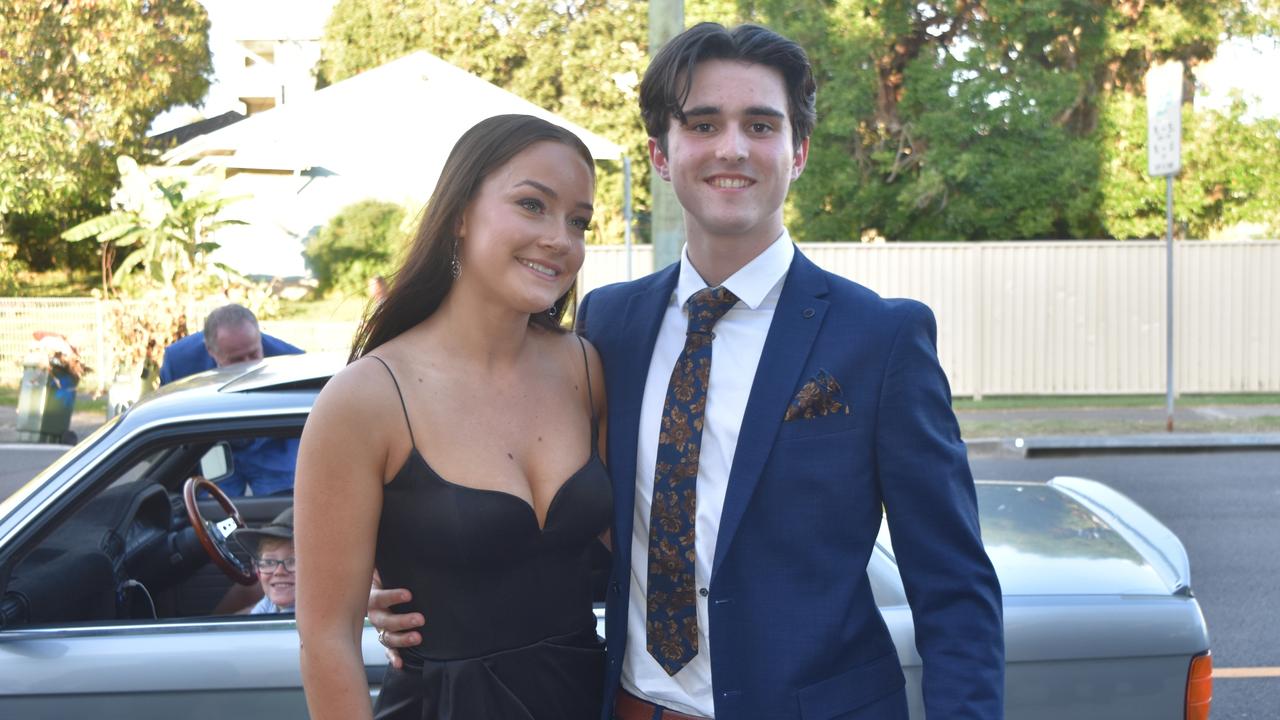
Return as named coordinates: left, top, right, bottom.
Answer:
left=515, top=179, right=593, bottom=212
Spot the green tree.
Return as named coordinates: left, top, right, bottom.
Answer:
left=62, top=157, right=247, bottom=296
left=319, top=0, right=649, bottom=244
left=319, top=0, right=1278, bottom=243
left=0, top=0, right=213, bottom=269
left=304, top=200, right=409, bottom=297
left=749, top=0, right=1280, bottom=241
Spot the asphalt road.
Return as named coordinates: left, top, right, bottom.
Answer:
left=0, top=443, right=73, bottom=499
left=970, top=448, right=1280, bottom=720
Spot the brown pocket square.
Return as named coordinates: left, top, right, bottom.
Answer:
left=784, top=369, right=851, bottom=421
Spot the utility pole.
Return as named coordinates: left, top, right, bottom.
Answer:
left=649, top=0, right=684, bottom=271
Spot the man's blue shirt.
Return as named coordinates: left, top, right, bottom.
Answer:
left=158, top=331, right=303, bottom=385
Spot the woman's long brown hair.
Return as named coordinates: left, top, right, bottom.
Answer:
left=349, top=114, right=596, bottom=362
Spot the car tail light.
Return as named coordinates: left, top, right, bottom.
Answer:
left=1185, top=650, right=1212, bottom=720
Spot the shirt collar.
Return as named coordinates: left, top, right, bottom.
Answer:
left=676, top=230, right=794, bottom=311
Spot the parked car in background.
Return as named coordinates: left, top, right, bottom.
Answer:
left=0, top=355, right=1212, bottom=719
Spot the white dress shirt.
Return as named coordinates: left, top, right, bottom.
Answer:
left=622, top=232, right=794, bottom=717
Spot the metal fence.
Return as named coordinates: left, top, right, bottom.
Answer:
left=4, top=239, right=1278, bottom=396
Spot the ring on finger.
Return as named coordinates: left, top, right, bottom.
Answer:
left=378, top=629, right=389, bottom=646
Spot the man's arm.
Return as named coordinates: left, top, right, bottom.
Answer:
left=875, top=300, right=1004, bottom=718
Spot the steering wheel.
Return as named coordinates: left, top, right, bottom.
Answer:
left=182, top=476, right=256, bottom=585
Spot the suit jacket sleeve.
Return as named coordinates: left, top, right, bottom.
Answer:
left=875, top=301, right=1004, bottom=718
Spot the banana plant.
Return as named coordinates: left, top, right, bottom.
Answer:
left=62, top=156, right=248, bottom=295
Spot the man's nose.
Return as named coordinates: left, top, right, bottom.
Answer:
left=716, top=127, right=748, bottom=162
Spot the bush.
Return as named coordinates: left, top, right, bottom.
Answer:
left=304, top=200, right=407, bottom=296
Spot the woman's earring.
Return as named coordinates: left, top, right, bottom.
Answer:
left=547, top=305, right=558, bottom=319
left=450, top=237, right=462, bottom=279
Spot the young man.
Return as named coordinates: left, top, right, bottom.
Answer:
left=373, top=23, right=1004, bottom=719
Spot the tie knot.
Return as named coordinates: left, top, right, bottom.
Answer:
left=686, top=286, right=739, bottom=336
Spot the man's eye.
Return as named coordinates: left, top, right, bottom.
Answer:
left=751, top=123, right=773, bottom=133
left=692, top=122, right=714, bottom=132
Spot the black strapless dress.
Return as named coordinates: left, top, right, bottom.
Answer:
left=368, top=354, right=612, bottom=720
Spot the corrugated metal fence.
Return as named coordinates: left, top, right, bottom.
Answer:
left=4, top=240, right=1277, bottom=395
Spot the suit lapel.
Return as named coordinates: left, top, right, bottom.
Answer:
left=607, top=265, right=678, bottom=555
left=712, top=252, right=830, bottom=581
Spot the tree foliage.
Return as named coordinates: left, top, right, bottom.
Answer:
left=745, top=0, right=1280, bottom=241
left=304, top=200, right=409, bottom=297
left=0, top=0, right=213, bottom=268
left=318, top=0, right=1278, bottom=242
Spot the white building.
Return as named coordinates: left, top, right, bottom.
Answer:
left=160, top=52, right=624, bottom=278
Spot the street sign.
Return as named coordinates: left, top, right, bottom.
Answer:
left=1146, top=61, right=1184, bottom=177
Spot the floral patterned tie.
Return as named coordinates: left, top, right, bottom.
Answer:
left=646, top=285, right=740, bottom=675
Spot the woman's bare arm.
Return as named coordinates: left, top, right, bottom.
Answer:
left=295, top=362, right=390, bottom=720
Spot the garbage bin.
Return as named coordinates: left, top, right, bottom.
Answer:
left=16, top=360, right=79, bottom=444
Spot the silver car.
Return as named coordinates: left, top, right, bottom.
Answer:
left=0, top=355, right=1212, bottom=719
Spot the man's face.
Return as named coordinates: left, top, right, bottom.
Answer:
left=650, top=59, right=809, bottom=248
left=209, top=321, right=264, bottom=367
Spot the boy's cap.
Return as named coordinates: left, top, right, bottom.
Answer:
left=233, top=507, right=293, bottom=546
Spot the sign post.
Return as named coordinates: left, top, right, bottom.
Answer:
left=1146, top=61, right=1183, bottom=432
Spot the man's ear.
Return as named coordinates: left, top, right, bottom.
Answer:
left=791, top=136, right=810, bottom=180
left=649, top=137, right=671, bottom=182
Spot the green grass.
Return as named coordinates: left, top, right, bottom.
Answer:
left=8, top=270, right=99, bottom=297
left=953, top=393, right=1280, bottom=411
left=273, top=296, right=368, bottom=322
left=960, top=413, right=1280, bottom=439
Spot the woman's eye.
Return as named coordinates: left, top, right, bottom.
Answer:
left=520, top=199, right=544, bottom=212
left=570, top=217, right=592, bottom=231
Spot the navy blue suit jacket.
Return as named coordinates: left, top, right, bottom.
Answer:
left=578, top=249, right=1004, bottom=719
left=158, top=332, right=303, bottom=385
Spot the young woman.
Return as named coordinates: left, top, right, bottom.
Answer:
left=295, top=115, right=611, bottom=720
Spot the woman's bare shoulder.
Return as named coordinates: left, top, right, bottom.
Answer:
left=310, top=355, right=400, bottom=423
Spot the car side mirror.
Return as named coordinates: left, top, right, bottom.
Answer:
left=198, top=443, right=234, bottom=484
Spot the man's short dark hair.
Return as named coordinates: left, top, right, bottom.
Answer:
left=639, top=22, right=817, bottom=152
left=203, top=304, right=259, bottom=352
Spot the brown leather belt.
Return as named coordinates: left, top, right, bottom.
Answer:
left=614, top=689, right=711, bottom=720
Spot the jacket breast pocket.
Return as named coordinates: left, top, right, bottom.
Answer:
left=796, top=652, right=907, bottom=720
left=775, top=411, right=857, bottom=442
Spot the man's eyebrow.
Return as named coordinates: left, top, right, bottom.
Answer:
left=683, top=105, right=721, bottom=118
left=516, top=179, right=593, bottom=212
left=682, top=105, right=786, bottom=120
left=744, top=105, right=786, bottom=119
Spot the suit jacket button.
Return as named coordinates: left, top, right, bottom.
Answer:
left=802, top=308, right=815, bottom=318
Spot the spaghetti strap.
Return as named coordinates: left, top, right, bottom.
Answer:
left=367, top=355, right=417, bottom=448
left=575, top=335, right=599, bottom=447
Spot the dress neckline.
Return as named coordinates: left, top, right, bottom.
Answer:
left=392, top=447, right=603, bottom=532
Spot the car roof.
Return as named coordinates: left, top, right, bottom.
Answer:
left=114, top=353, right=347, bottom=431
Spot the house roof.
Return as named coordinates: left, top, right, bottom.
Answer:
left=147, top=110, right=247, bottom=150
left=162, top=51, right=626, bottom=177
